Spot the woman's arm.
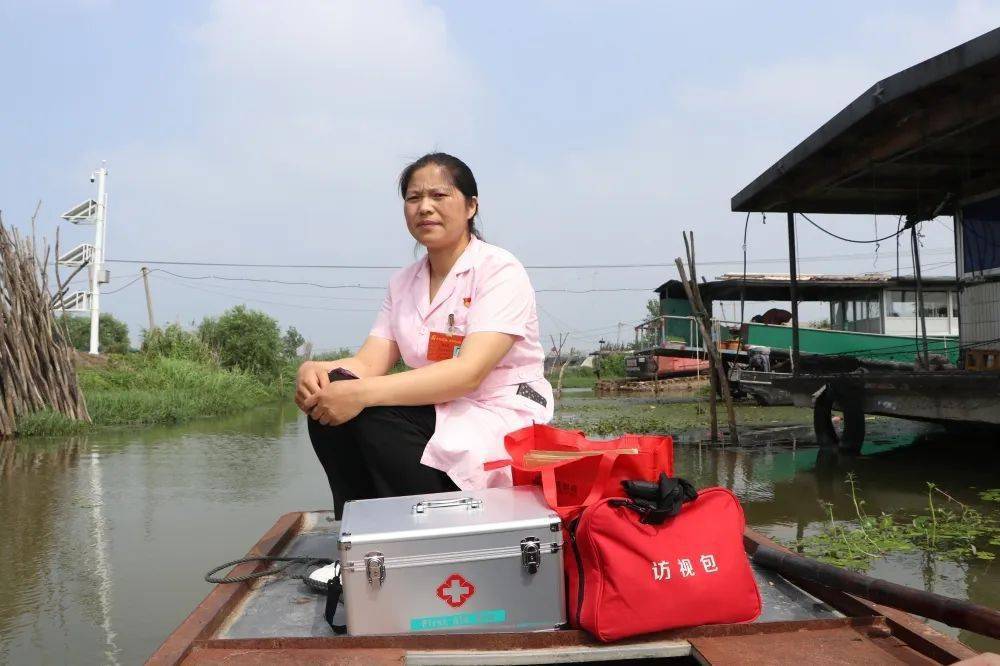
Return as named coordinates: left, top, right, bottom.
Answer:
left=295, top=336, right=400, bottom=412
left=303, top=332, right=515, bottom=425
left=313, top=336, right=400, bottom=378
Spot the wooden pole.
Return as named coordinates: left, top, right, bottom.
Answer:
left=676, top=233, right=738, bottom=445
left=683, top=232, right=738, bottom=444
left=910, top=225, right=930, bottom=369
left=787, top=213, right=801, bottom=374
left=141, top=266, right=156, bottom=331
left=753, top=544, right=1000, bottom=640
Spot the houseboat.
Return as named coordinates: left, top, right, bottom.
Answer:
left=730, top=26, right=1000, bottom=449
left=629, top=273, right=959, bottom=401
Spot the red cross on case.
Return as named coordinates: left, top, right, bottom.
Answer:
left=436, top=573, right=476, bottom=608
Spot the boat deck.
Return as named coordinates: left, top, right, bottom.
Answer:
left=218, top=513, right=837, bottom=641
left=148, top=511, right=979, bottom=665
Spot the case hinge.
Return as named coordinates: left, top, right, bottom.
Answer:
left=520, top=537, right=541, bottom=575
left=364, top=551, right=386, bottom=589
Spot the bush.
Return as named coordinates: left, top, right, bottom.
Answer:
left=59, top=313, right=130, bottom=354
left=79, top=356, right=273, bottom=425
left=142, top=324, right=214, bottom=364
left=199, top=305, right=283, bottom=381
left=313, top=347, right=354, bottom=362
left=596, top=353, right=627, bottom=378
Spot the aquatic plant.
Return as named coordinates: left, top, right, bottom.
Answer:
left=792, top=474, right=1000, bottom=570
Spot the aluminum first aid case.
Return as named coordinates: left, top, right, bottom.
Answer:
left=338, top=486, right=565, bottom=636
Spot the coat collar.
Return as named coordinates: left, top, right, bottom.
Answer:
left=416, top=236, right=481, bottom=320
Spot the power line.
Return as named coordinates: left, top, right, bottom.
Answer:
left=155, top=269, right=382, bottom=299
left=156, top=275, right=378, bottom=313
left=103, top=273, right=145, bottom=295
left=799, top=212, right=908, bottom=244
left=102, top=246, right=954, bottom=271
left=536, top=287, right=652, bottom=293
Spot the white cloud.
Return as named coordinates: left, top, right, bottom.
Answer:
left=112, top=0, right=482, bottom=261
left=100, top=1, right=985, bottom=346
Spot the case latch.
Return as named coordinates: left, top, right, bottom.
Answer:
left=520, top=537, right=541, bottom=575
left=364, top=552, right=386, bottom=588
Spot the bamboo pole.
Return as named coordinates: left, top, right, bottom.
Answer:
left=0, top=212, right=89, bottom=438
left=676, top=231, right=738, bottom=444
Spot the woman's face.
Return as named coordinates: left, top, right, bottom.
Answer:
left=403, top=164, right=477, bottom=251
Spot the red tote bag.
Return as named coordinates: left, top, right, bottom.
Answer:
left=487, top=424, right=673, bottom=520
left=566, top=487, right=761, bottom=641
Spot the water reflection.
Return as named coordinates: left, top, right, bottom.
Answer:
left=0, top=403, right=997, bottom=661
left=0, top=404, right=324, bottom=665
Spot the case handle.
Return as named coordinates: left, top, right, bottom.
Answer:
left=412, top=497, right=484, bottom=514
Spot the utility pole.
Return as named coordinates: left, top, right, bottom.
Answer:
left=141, top=266, right=155, bottom=331
left=88, top=166, right=108, bottom=354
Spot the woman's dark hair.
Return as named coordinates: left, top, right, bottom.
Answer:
left=399, top=153, right=481, bottom=239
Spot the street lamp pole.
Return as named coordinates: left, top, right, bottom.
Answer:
left=88, top=166, right=108, bottom=355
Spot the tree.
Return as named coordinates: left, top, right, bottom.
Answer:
left=638, top=298, right=662, bottom=348
left=142, top=323, right=213, bottom=363
left=646, top=298, right=660, bottom=319
left=282, top=326, right=305, bottom=359
left=198, top=305, right=283, bottom=380
left=60, top=313, right=130, bottom=354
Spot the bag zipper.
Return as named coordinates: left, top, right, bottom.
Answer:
left=567, top=514, right=586, bottom=624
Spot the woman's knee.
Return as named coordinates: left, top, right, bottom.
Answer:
left=349, top=405, right=436, bottom=444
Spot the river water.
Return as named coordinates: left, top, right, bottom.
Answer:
left=1, top=398, right=998, bottom=664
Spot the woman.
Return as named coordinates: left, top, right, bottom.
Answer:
left=296, top=153, right=553, bottom=517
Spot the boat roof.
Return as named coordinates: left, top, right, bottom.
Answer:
left=655, top=273, right=958, bottom=301
left=730, top=28, right=1000, bottom=216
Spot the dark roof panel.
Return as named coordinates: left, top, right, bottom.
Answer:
left=731, top=28, right=1000, bottom=216
left=655, top=274, right=958, bottom=302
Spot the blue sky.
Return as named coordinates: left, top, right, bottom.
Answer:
left=2, top=1, right=995, bottom=351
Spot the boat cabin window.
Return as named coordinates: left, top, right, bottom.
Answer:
left=886, top=290, right=915, bottom=318
left=886, top=290, right=951, bottom=318
left=884, top=289, right=958, bottom=336
left=837, top=296, right=881, bottom=333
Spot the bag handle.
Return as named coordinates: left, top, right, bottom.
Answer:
left=540, top=449, right=623, bottom=517
left=323, top=573, right=347, bottom=634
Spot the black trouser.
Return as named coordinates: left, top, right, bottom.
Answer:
left=307, top=405, right=458, bottom=519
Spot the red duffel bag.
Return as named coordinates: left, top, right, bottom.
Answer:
left=565, top=480, right=761, bottom=642
left=486, top=423, right=673, bottom=521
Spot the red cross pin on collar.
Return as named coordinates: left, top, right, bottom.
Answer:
left=436, top=573, right=475, bottom=608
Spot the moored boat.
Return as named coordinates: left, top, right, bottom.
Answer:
left=148, top=510, right=981, bottom=665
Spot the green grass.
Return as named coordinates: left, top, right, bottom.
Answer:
left=14, top=409, right=91, bottom=437
left=548, top=367, right=598, bottom=389
left=552, top=398, right=814, bottom=435
left=15, top=355, right=292, bottom=436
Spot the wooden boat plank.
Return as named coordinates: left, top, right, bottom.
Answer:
left=743, top=529, right=979, bottom=663
left=690, top=619, right=938, bottom=665
left=182, top=645, right=406, bottom=665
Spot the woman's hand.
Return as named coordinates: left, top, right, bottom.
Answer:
left=295, top=361, right=329, bottom=413
left=304, top=380, right=367, bottom=426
